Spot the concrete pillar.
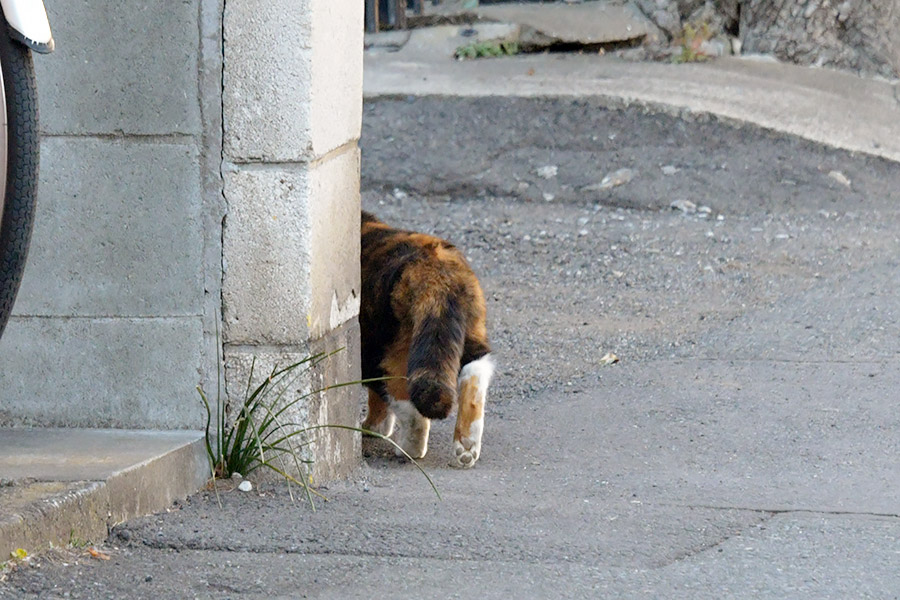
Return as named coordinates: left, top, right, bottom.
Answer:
left=222, top=0, right=363, bottom=479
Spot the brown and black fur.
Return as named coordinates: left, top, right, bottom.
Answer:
left=360, top=211, right=493, bottom=465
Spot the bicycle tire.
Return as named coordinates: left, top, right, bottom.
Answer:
left=0, top=28, right=39, bottom=340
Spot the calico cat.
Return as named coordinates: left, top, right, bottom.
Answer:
left=360, top=211, right=494, bottom=468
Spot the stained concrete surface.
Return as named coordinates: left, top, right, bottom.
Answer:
left=0, top=429, right=206, bottom=481
left=3, top=97, right=899, bottom=598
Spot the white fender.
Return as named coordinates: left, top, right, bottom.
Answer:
left=1, top=0, right=53, bottom=53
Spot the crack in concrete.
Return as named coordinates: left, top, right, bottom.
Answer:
left=133, top=538, right=514, bottom=563
left=646, top=501, right=900, bottom=569
left=216, top=0, right=228, bottom=404
left=654, top=502, right=900, bottom=520
left=131, top=536, right=620, bottom=573
left=653, top=510, right=775, bottom=568
left=9, top=314, right=203, bottom=320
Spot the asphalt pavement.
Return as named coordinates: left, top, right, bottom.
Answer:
left=5, top=64, right=900, bottom=600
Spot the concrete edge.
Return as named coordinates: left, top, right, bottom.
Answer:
left=0, top=482, right=109, bottom=558
left=0, top=434, right=209, bottom=557
left=105, top=435, right=211, bottom=528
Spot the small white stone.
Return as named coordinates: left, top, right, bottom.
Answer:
left=536, top=165, right=558, bottom=179
left=595, top=167, right=635, bottom=190
left=599, top=352, right=619, bottom=365
left=661, top=165, right=679, bottom=175
left=238, top=480, right=253, bottom=492
left=543, top=193, right=555, bottom=201
left=828, top=170, right=851, bottom=188
left=670, top=199, right=697, bottom=214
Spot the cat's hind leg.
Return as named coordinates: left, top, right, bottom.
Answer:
left=452, top=354, right=494, bottom=468
left=392, top=400, right=431, bottom=459
left=362, top=388, right=395, bottom=437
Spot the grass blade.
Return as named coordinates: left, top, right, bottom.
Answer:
left=197, top=349, right=441, bottom=508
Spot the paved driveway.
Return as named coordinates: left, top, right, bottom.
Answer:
left=4, top=98, right=899, bottom=599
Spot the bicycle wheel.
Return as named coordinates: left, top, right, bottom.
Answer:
left=0, top=27, right=39, bottom=340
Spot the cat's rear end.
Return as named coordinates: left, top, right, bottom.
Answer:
left=360, top=211, right=494, bottom=468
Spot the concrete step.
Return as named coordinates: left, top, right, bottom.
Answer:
left=0, top=428, right=208, bottom=557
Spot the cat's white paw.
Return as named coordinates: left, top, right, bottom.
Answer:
left=392, top=426, right=427, bottom=459
left=392, top=402, right=430, bottom=459
left=450, top=438, right=480, bottom=468
left=395, top=444, right=427, bottom=460
left=362, top=411, right=395, bottom=437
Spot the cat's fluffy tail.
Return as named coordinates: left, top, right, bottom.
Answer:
left=406, top=295, right=465, bottom=419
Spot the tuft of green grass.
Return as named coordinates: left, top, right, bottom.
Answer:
left=198, top=348, right=439, bottom=510
left=455, top=39, right=519, bottom=60
left=672, top=22, right=713, bottom=63
left=67, top=530, right=90, bottom=549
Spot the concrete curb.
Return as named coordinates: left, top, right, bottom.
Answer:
left=364, top=31, right=900, bottom=163
left=0, top=430, right=209, bottom=557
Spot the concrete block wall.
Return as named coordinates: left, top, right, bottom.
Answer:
left=222, top=0, right=363, bottom=480
left=0, top=0, right=224, bottom=429
left=0, top=0, right=363, bottom=480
